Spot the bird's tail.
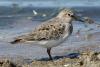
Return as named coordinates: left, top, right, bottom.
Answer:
left=10, top=39, right=22, bottom=44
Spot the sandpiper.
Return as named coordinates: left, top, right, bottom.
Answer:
left=10, top=8, right=84, bottom=60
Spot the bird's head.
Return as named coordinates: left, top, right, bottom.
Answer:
left=57, top=8, right=84, bottom=22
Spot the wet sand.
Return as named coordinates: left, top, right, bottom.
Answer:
left=0, top=50, right=100, bottom=67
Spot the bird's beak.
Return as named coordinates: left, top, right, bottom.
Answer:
left=71, top=15, right=84, bottom=22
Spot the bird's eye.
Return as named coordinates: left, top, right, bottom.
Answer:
left=68, top=14, right=71, bottom=16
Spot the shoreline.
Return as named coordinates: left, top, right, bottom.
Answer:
left=0, top=50, right=100, bottom=67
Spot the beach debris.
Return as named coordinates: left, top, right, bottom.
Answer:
left=79, top=61, right=84, bottom=66
left=79, top=51, right=100, bottom=62
left=97, top=53, right=100, bottom=60
left=42, top=14, right=47, bottom=17
left=82, top=17, right=95, bottom=27
left=33, top=10, right=38, bottom=16
left=87, top=28, right=94, bottom=31
left=97, top=25, right=100, bottom=28
left=83, top=17, right=94, bottom=24
left=75, top=29, right=81, bottom=38
left=27, top=16, right=33, bottom=20
left=0, top=59, right=16, bottom=67
left=96, top=23, right=100, bottom=28
left=66, top=53, right=80, bottom=59
left=84, top=33, right=92, bottom=41
left=83, top=16, right=100, bottom=28
left=63, top=64, right=70, bottom=67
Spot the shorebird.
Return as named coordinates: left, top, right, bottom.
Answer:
left=10, top=8, right=84, bottom=60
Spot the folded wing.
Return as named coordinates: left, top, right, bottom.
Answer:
left=10, top=18, right=66, bottom=44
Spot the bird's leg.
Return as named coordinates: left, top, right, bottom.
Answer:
left=47, top=48, right=53, bottom=60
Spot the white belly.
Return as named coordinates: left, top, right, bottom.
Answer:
left=40, top=34, right=70, bottom=48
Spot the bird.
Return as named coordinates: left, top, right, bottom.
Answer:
left=10, top=8, right=84, bottom=60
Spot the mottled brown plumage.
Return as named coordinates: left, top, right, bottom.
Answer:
left=11, top=16, right=71, bottom=43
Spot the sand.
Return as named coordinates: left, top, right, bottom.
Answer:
left=0, top=51, right=100, bottom=67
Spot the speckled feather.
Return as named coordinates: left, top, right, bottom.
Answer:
left=14, top=18, right=68, bottom=42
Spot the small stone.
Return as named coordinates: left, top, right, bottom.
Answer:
left=63, top=64, right=69, bottom=67
left=97, top=53, right=100, bottom=60
left=83, top=17, right=94, bottom=24
left=0, top=59, right=16, bottom=67
left=42, top=14, right=47, bottom=17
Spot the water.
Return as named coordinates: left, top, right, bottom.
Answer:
left=0, top=0, right=100, bottom=7
left=0, top=5, right=100, bottom=59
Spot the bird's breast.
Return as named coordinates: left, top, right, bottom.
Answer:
left=62, top=23, right=73, bottom=39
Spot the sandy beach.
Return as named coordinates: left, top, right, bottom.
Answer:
left=0, top=50, right=100, bottom=67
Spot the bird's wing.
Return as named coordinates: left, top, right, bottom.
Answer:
left=10, top=17, right=66, bottom=44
